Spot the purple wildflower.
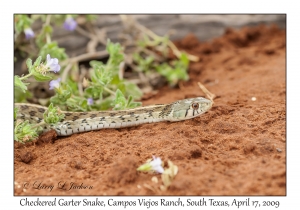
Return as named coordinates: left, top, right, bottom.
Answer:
left=49, top=78, right=61, bottom=90
left=63, top=17, right=77, bottom=31
left=150, top=156, right=164, bottom=173
left=87, top=98, right=94, bottom=105
left=46, top=54, right=61, bottom=73
left=24, top=28, right=35, bottom=39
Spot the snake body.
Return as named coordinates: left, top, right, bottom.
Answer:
left=15, top=97, right=212, bottom=136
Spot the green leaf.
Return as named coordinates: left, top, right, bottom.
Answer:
left=179, top=52, right=189, bottom=67
left=50, top=82, right=72, bottom=105
left=36, top=25, right=54, bottom=48
left=65, top=98, right=88, bottom=112
left=112, top=89, right=127, bottom=110
left=133, top=53, right=155, bottom=72
left=85, top=86, right=103, bottom=99
left=39, top=42, right=68, bottom=61
left=106, top=40, right=124, bottom=70
left=14, top=86, right=32, bottom=103
left=116, top=80, right=126, bottom=93
left=66, top=78, right=79, bottom=95
left=57, top=83, right=72, bottom=101
left=14, top=107, right=18, bottom=120
left=14, top=15, right=33, bottom=35
left=33, top=56, right=42, bottom=67
left=110, top=74, right=122, bottom=85
left=81, top=100, right=88, bottom=110
left=124, top=82, right=143, bottom=100
left=14, top=75, right=28, bottom=93
left=90, top=60, right=104, bottom=68
left=14, top=120, right=41, bottom=143
left=44, top=25, right=53, bottom=34
left=31, top=55, right=55, bottom=82
left=126, top=95, right=133, bottom=107
left=32, top=71, right=53, bottom=82
left=50, top=95, right=66, bottom=106
left=43, top=103, right=65, bottom=124
left=155, top=60, right=189, bottom=86
left=111, top=89, right=141, bottom=110
left=128, top=101, right=142, bottom=109
left=98, top=97, right=113, bottom=110
left=90, top=60, right=113, bottom=86
left=26, top=58, right=32, bottom=72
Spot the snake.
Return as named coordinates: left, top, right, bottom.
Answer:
left=15, top=97, right=212, bottom=136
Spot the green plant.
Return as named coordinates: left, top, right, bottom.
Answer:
left=14, top=14, right=196, bottom=143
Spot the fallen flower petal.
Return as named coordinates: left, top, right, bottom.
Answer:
left=137, top=156, right=164, bottom=174
left=150, top=156, right=164, bottom=173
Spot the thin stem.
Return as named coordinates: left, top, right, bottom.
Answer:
left=61, top=62, right=73, bottom=82
left=70, top=50, right=108, bottom=63
left=198, top=82, right=216, bottom=103
left=121, top=15, right=199, bottom=62
left=45, top=14, right=52, bottom=25
left=46, top=33, right=51, bottom=44
left=45, top=15, right=52, bottom=44
left=78, top=68, right=86, bottom=96
left=75, top=25, right=93, bottom=39
left=31, top=121, right=46, bottom=129
left=19, top=72, right=33, bottom=81
left=91, top=82, right=116, bottom=96
left=169, top=41, right=199, bottom=62
left=103, top=86, right=116, bottom=96
left=61, top=49, right=110, bottom=87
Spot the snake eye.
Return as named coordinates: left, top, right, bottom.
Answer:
left=192, top=102, right=199, bottom=110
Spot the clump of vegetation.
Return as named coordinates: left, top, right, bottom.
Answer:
left=14, top=14, right=198, bottom=143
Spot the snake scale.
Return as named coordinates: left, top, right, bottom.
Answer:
left=15, top=97, right=212, bottom=136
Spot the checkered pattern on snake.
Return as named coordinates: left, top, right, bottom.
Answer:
left=15, top=97, right=212, bottom=136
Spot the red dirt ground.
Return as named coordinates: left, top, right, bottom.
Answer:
left=14, top=24, right=286, bottom=195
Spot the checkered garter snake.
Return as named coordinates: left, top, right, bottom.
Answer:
left=15, top=97, right=212, bottom=136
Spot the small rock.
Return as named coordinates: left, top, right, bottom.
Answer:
left=276, top=148, right=282, bottom=152
left=20, top=151, right=33, bottom=164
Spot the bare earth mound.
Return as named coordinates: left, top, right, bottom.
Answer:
left=14, top=24, right=286, bottom=195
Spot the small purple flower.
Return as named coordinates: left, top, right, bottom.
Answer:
left=63, top=17, right=77, bottom=31
left=150, top=156, right=164, bottom=173
left=46, top=54, right=61, bottom=73
left=49, top=78, right=61, bottom=90
left=24, top=28, right=35, bottom=39
left=87, top=98, right=94, bottom=105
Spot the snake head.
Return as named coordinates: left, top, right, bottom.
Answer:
left=168, top=97, right=213, bottom=121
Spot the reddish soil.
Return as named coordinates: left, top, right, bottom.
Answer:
left=14, top=24, right=286, bottom=195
